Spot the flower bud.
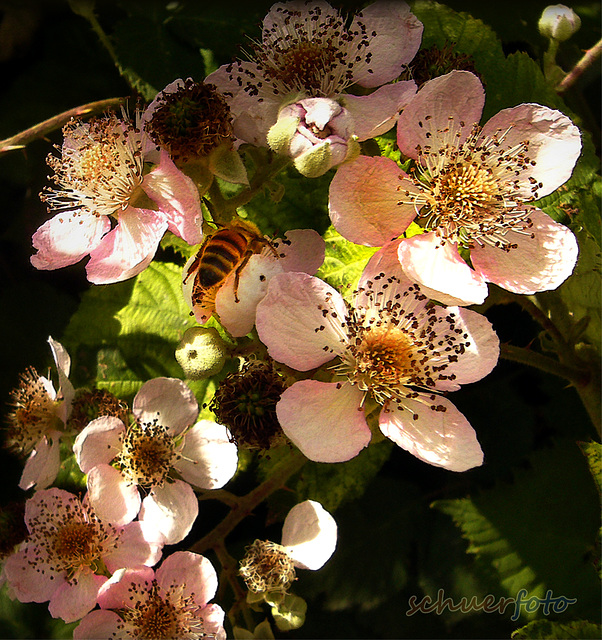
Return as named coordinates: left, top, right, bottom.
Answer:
left=175, top=326, right=228, bottom=379
left=267, top=97, right=359, bottom=178
left=538, top=5, right=581, bottom=41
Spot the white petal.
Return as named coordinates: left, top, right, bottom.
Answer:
left=156, top=551, right=218, bottom=606
left=174, top=420, right=238, bottom=490
left=87, top=464, right=141, bottom=526
left=379, top=395, right=484, bottom=471
left=276, top=380, right=371, bottom=463
left=139, top=480, right=199, bottom=544
left=19, top=434, right=61, bottom=491
left=48, top=571, right=107, bottom=623
left=73, top=417, right=124, bottom=473
left=281, top=500, right=337, bottom=570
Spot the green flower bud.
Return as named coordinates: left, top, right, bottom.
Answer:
left=538, top=5, right=581, bottom=42
left=266, top=115, right=300, bottom=155
left=175, top=327, right=228, bottom=380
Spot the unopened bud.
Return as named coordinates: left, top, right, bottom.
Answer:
left=175, top=326, right=228, bottom=379
left=538, top=5, right=581, bottom=41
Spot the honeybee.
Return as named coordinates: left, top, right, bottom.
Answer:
left=183, top=218, right=281, bottom=315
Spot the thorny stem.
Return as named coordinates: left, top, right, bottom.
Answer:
left=0, top=98, right=124, bottom=154
left=556, top=38, right=602, bottom=93
left=189, top=448, right=307, bottom=556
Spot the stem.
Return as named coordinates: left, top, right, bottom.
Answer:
left=500, top=343, right=588, bottom=385
left=189, top=448, right=307, bottom=555
left=557, top=39, right=602, bottom=93
left=214, top=542, right=255, bottom=631
left=0, top=98, right=124, bottom=154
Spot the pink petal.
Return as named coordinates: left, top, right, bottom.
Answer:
left=156, top=551, right=218, bottom=606
left=471, top=208, right=579, bottom=294
left=379, top=395, right=484, bottom=471
left=343, top=81, right=417, bottom=140
left=278, top=229, right=325, bottom=274
left=97, top=566, right=154, bottom=610
left=350, top=1, right=423, bottom=88
left=139, top=479, right=198, bottom=545
left=19, top=433, right=61, bottom=491
left=202, top=604, right=227, bottom=640
left=30, top=211, right=110, bottom=271
left=281, top=500, right=337, bottom=570
left=480, top=104, right=581, bottom=199
left=73, top=417, right=124, bottom=473
left=87, top=464, right=141, bottom=526
left=329, top=156, right=417, bottom=246
left=47, top=337, right=74, bottom=413
left=48, top=571, right=107, bottom=623
left=133, top=377, right=198, bottom=436
left=74, top=610, right=123, bottom=640
left=103, top=521, right=164, bottom=574
left=276, top=380, right=371, bottom=462
left=256, top=272, right=348, bottom=370
left=358, top=239, right=415, bottom=289
left=86, top=207, right=168, bottom=284
left=174, top=420, right=238, bottom=490
left=397, top=70, right=485, bottom=160
left=398, top=233, right=488, bottom=305
left=4, top=547, right=63, bottom=603
left=141, top=150, right=203, bottom=244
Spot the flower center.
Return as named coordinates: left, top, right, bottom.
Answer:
left=52, top=522, right=100, bottom=568
left=119, top=420, right=175, bottom=488
left=403, top=120, right=538, bottom=251
left=41, top=112, right=145, bottom=218
left=239, top=539, right=296, bottom=593
left=6, top=368, right=60, bottom=454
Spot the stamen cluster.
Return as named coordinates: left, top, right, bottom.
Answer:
left=239, top=539, right=296, bottom=593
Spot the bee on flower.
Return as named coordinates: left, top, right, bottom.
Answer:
left=255, top=250, right=500, bottom=471
left=329, top=70, right=581, bottom=305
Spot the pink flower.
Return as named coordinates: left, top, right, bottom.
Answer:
left=329, top=70, right=581, bottom=305
left=73, top=377, right=238, bottom=544
left=32, top=110, right=203, bottom=284
left=255, top=258, right=500, bottom=471
left=3, top=488, right=164, bottom=623
left=73, top=551, right=226, bottom=640
left=6, top=337, right=75, bottom=491
left=183, top=228, right=325, bottom=337
left=206, top=1, right=422, bottom=147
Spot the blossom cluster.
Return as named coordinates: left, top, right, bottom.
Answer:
left=2, top=0, right=586, bottom=637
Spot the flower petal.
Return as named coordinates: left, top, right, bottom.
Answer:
left=86, top=207, right=168, bottom=284
left=19, top=434, right=61, bottom=491
left=139, top=479, right=199, bottom=544
left=87, top=464, right=141, bottom=526
left=156, top=550, right=218, bottom=606
left=73, top=417, right=124, bottom=473
left=276, top=380, right=371, bottom=463
left=141, top=150, right=203, bottom=244
left=174, top=420, right=238, bottom=490
left=480, top=103, right=581, bottom=199
left=74, top=610, right=123, bottom=640
left=47, top=337, right=74, bottom=414
left=471, top=208, right=579, bottom=294
left=278, top=228, right=325, bottom=275
left=397, top=70, right=485, bottom=160
left=48, top=571, right=107, bottom=623
left=133, top=377, right=198, bottom=436
left=4, top=547, right=63, bottom=603
left=350, top=1, right=423, bottom=87
left=379, top=395, right=484, bottom=471
left=256, top=272, right=348, bottom=370
left=343, top=81, right=417, bottom=140
left=30, top=211, right=110, bottom=271
left=97, top=566, right=155, bottom=610
left=103, top=521, right=164, bottom=574
left=398, top=233, right=488, bottom=305
left=329, top=156, right=417, bottom=246
left=281, top=500, right=337, bottom=570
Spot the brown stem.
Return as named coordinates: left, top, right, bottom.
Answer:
left=556, top=39, right=602, bottom=93
left=214, top=542, right=255, bottom=631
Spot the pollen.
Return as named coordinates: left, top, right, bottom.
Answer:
left=5, top=367, right=60, bottom=455
left=402, top=119, right=537, bottom=251
left=118, top=419, right=175, bottom=488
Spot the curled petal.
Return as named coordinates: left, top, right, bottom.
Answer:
left=329, top=156, right=418, bottom=246
left=133, top=377, right=198, bottom=436
left=471, top=208, right=579, bottom=294
left=379, top=395, right=484, bottom=472
left=276, top=380, right=371, bottom=463
left=281, top=500, right=337, bottom=570
left=175, top=420, right=238, bottom=490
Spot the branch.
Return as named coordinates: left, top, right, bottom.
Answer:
left=556, top=38, right=602, bottom=93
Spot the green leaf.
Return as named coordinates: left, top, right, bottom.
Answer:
left=62, top=262, right=207, bottom=402
left=434, top=440, right=600, bottom=621
left=295, top=439, right=393, bottom=513
left=511, top=619, right=602, bottom=639
left=316, top=226, right=379, bottom=296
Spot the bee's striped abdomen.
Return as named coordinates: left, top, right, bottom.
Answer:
left=197, top=230, right=249, bottom=288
